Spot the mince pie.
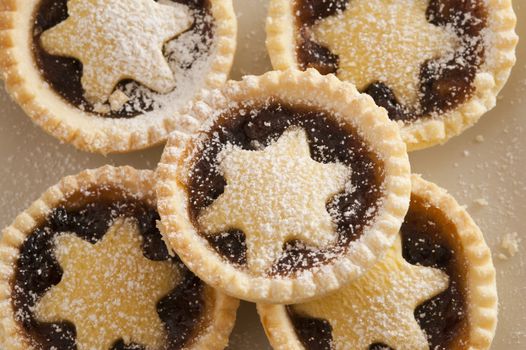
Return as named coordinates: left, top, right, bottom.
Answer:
left=258, top=174, right=498, bottom=350
left=156, top=69, right=411, bottom=304
left=0, top=166, right=239, bottom=350
left=266, top=0, right=518, bottom=150
left=0, top=0, right=237, bottom=153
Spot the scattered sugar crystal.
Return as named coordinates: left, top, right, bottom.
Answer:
left=497, top=232, right=520, bottom=260
left=474, top=198, right=488, bottom=207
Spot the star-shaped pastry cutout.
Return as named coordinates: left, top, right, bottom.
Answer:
left=312, top=0, right=458, bottom=106
left=41, top=0, right=194, bottom=105
left=35, top=218, right=180, bottom=350
left=198, top=127, right=351, bottom=274
left=293, top=236, right=449, bottom=350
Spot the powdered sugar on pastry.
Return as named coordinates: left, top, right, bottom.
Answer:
left=41, top=0, right=193, bottom=104
left=198, top=127, right=351, bottom=274
left=292, top=235, right=449, bottom=350
left=35, top=218, right=180, bottom=350
left=312, top=0, right=458, bottom=107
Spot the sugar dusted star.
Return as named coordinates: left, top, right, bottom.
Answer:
left=198, top=128, right=351, bottom=273
left=35, top=218, right=180, bottom=350
left=41, top=0, right=193, bottom=104
left=293, top=236, right=449, bottom=350
left=312, top=0, right=458, bottom=106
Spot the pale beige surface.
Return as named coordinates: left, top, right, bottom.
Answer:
left=0, top=0, right=524, bottom=349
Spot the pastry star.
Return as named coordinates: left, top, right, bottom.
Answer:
left=312, top=0, right=458, bottom=106
left=293, top=236, right=449, bottom=350
left=198, top=127, right=351, bottom=274
left=41, top=0, right=194, bottom=104
left=35, top=218, right=180, bottom=350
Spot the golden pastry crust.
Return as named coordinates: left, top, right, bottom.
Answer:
left=257, top=174, right=498, bottom=350
left=156, top=69, right=411, bottom=304
left=0, top=0, right=237, bottom=154
left=266, top=0, right=518, bottom=151
left=0, top=165, right=239, bottom=350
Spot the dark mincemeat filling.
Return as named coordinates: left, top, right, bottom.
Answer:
left=288, top=194, right=469, bottom=350
left=295, top=0, right=488, bottom=122
left=186, top=103, right=385, bottom=276
left=12, top=188, right=206, bottom=350
left=32, top=0, right=213, bottom=119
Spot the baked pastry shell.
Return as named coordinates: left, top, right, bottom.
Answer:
left=0, top=165, right=240, bottom=350
left=0, top=0, right=237, bottom=154
left=257, top=174, right=498, bottom=350
left=265, top=0, right=518, bottom=151
left=156, top=69, right=412, bottom=304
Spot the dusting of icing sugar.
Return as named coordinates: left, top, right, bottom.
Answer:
left=497, top=232, right=520, bottom=261
left=311, top=0, right=459, bottom=107
left=181, top=99, right=389, bottom=275
left=197, top=127, right=351, bottom=274
left=473, top=198, right=489, bottom=207
left=33, top=0, right=219, bottom=123
left=113, top=5, right=217, bottom=116
left=40, top=0, right=194, bottom=105
left=475, top=134, right=485, bottom=143
left=34, top=218, right=180, bottom=350
left=292, top=236, right=449, bottom=349
left=473, top=197, right=488, bottom=207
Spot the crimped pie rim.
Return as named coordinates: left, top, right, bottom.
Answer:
left=0, top=0, right=237, bottom=154
left=156, top=68, right=412, bottom=304
left=0, top=165, right=240, bottom=350
left=265, top=0, right=518, bottom=151
left=256, top=174, right=498, bottom=350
